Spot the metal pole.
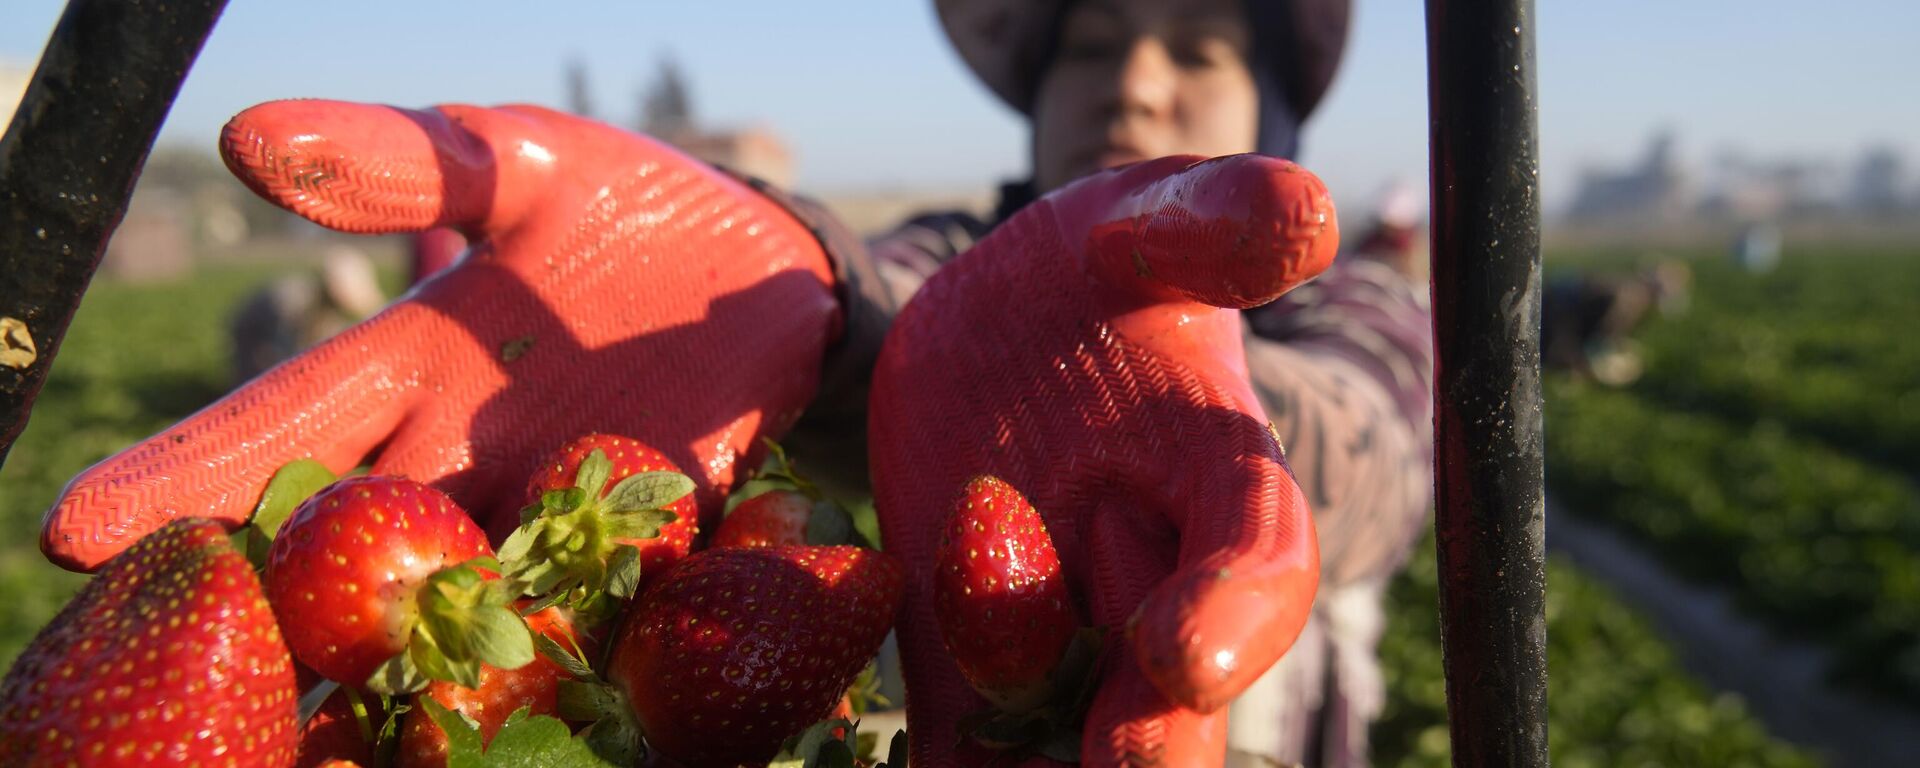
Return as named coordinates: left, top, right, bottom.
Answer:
left=0, top=0, right=228, bottom=468
left=1424, top=0, right=1548, bottom=765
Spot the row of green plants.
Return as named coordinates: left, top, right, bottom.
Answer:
left=1372, top=533, right=1818, bottom=767
left=1548, top=375, right=1920, bottom=706
left=1551, top=247, right=1920, bottom=474
left=1624, top=248, right=1920, bottom=474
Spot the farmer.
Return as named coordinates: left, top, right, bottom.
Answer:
left=786, top=1, right=1436, bottom=764
left=227, top=244, right=385, bottom=384
left=1541, top=260, right=1691, bottom=386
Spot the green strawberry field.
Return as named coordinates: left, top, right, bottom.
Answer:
left=0, top=242, right=1912, bottom=764
left=1545, top=246, right=1920, bottom=709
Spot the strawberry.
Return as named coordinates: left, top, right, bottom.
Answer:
left=502, top=435, right=696, bottom=618
left=293, top=678, right=384, bottom=768
left=713, top=440, right=862, bottom=549
left=0, top=518, right=298, bottom=766
left=713, top=489, right=813, bottom=548
left=607, top=545, right=904, bottom=766
left=266, top=475, right=530, bottom=693
left=395, top=607, right=577, bottom=768
left=936, top=476, right=1080, bottom=714
left=524, top=434, right=699, bottom=577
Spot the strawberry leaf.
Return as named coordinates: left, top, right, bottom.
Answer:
left=575, top=449, right=615, bottom=500
left=883, top=729, right=909, bottom=768
left=497, top=523, right=541, bottom=569
left=602, top=470, right=695, bottom=512
left=1052, top=627, right=1106, bottom=722
left=409, top=624, right=481, bottom=690
left=376, top=700, right=414, bottom=756
left=479, top=708, right=622, bottom=767
left=541, top=487, right=588, bottom=515
left=466, top=605, right=537, bottom=671
left=847, top=662, right=890, bottom=714
left=366, top=648, right=429, bottom=696
left=238, top=459, right=337, bottom=567
left=535, top=633, right=597, bottom=682
left=603, top=508, right=677, bottom=541
left=427, top=699, right=622, bottom=768
left=816, top=739, right=857, bottom=768
left=419, top=697, right=485, bottom=764
left=480, top=575, right=520, bottom=606
left=604, top=544, right=643, bottom=600
left=520, top=581, right=575, bottom=614
left=849, top=500, right=885, bottom=551
left=579, top=714, right=645, bottom=767
left=511, top=559, right=570, bottom=599
left=414, top=560, right=536, bottom=680
left=518, top=501, right=546, bottom=526
left=756, top=437, right=819, bottom=496
left=251, top=459, right=337, bottom=536
left=556, top=680, right=620, bottom=721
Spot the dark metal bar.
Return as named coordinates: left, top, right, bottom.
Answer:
left=0, top=0, right=228, bottom=467
left=1424, top=0, right=1548, bottom=765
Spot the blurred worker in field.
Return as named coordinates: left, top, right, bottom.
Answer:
left=1348, top=179, right=1428, bottom=280
left=790, top=1, right=1437, bottom=764
left=1541, top=260, right=1692, bottom=386
left=228, top=245, right=386, bottom=384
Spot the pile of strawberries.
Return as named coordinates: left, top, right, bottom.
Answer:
left=0, top=435, right=907, bottom=767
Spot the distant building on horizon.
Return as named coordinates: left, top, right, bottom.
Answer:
left=1851, top=145, right=1907, bottom=215
left=1562, top=129, right=1917, bottom=231
left=635, top=58, right=794, bottom=188
left=1565, top=130, right=1692, bottom=222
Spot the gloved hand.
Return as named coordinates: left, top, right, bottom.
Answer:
left=43, top=100, right=841, bottom=571
left=869, top=155, right=1336, bottom=766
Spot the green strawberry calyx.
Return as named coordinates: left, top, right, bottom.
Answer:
left=367, top=555, right=534, bottom=695
left=498, top=449, right=692, bottom=618
left=959, top=626, right=1105, bottom=759
left=541, top=637, right=647, bottom=766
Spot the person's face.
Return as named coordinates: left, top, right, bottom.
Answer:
left=1031, top=0, right=1260, bottom=194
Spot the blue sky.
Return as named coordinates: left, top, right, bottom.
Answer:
left=5, top=1, right=1916, bottom=213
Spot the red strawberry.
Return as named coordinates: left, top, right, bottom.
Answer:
left=936, top=476, right=1080, bottom=714
left=524, top=434, right=698, bottom=577
left=294, top=679, right=382, bottom=768
left=266, top=475, right=528, bottom=692
left=395, top=607, right=576, bottom=768
left=608, top=545, right=904, bottom=766
left=714, top=441, right=863, bottom=550
left=503, top=435, right=697, bottom=618
left=0, top=518, right=298, bottom=766
left=713, top=489, right=813, bottom=548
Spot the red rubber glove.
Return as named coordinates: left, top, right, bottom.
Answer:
left=42, top=100, right=839, bottom=571
left=870, top=155, right=1335, bottom=766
